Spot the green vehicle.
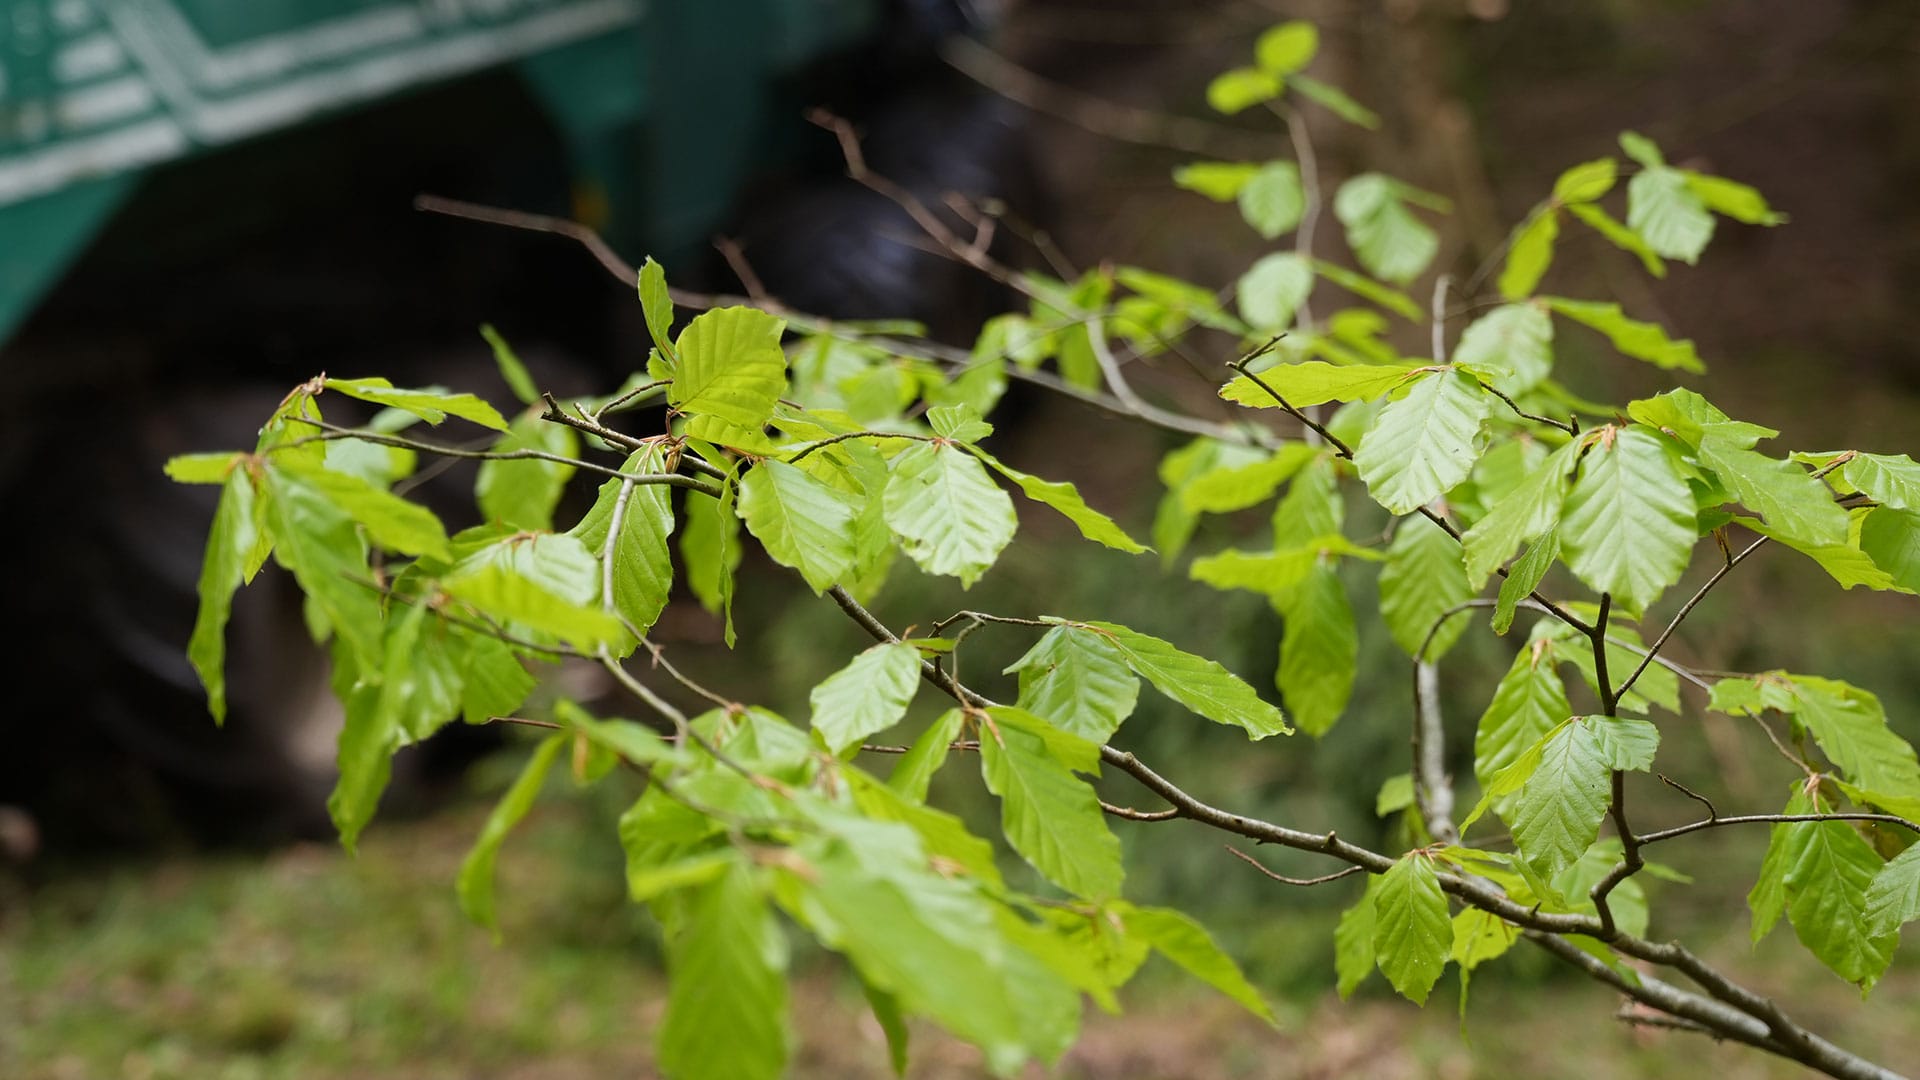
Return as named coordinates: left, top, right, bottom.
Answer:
left=0, top=0, right=1041, bottom=849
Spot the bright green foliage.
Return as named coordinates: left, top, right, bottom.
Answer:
left=1372, top=854, right=1453, bottom=1005
left=1276, top=561, right=1358, bottom=735
left=658, top=858, right=792, bottom=1080
left=1219, top=360, right=1420, bottom=409
left=457, top=734, right=564, bottom=936
left=884, top=443, right=1019, bottom=586
left=1354, top=369, right=1492, bottom=516
left=979, top=707, right=1124, bottom=899
left=740, top=459, right=859, bottom=594
left=1238, top=161, right=1306, bottom=239
left=1559, top=427, right=1696, bottom=612
left=1074, top=621, right=1291, bottom=738
left=808, top=642, right=922, bottom=754
left=170, top=20, right=1920, bottom=1076
left=668, top=307, right=789, bottom=451
left=1334, top=173, right=1442, bottom=284
left=1007, top=626, right=1140, bottom=743
left=1379, top=514, right=1473, bottom=660
left=1453, top=303, right=1554, bottom=395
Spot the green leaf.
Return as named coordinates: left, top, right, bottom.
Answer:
left=927, top=403, right=994, bottom=443
left=658, top=859, right=792, bottom=1080
left=1008, top=626, right=1140, bottom=744
left=456, top=734, right=564, bottom=936
left=324, top=376, right=509, bottom=431
left=1376, top=773, right=1416, bottom=817
left=1565, top=202, right=1667, bottom=278
left=1181, top=443, right=1318, bottom=513
left=1354, top=369, right=1492, bottom=516
left=188, top=469, right=263, bottom=724
left=274, top=455, right=451, bottom=562
left=1154, top=438, right=1260, bottom=564
left=1860, top=507, right=1920, bottom=593
left=1627, top=166, right=1714, bottom=263
left=479, top=324, right=539, bottom=405
left=1272, top=455, right=1344, bottom=548
left=1544, top=297, right=1704, bottom=374
left=1452, top=303, right=1554, bottom=396
left=1380, top=514, right=1473, bottom=660
left=1311, top=259, right=1423, bottom=320
left=1748, top=787, right=1810, bottom=944
left=1207, top=66, right=1282, bottom=115
left=1543, top=618, right=1680, bottom=716
left=1474, top=642, right=1573, bottom=787
left=165, top=451, right=243, bottom=484
left=1276, top=562, right=1358, bottom=736
left=884, top=443, right=1018, bottom=586
left=980, top=710, right=1123, bottom=898
left=1254, top=20, right=1318, bottom=73
left=639, top=257, right=677, bottom=364
left=1695, top=438, right=1848, bottom=548
left=1627, top=388, right=1772, bottom=449
left=477, top=411, right=577, bottom=531
left=1843, top=453, right=1920, bottom=512
left=1235, top=252, right=1315, bottom=333
left=967, top=446, right=1147, bottom=553
left=681, top=488, right=742, bottom=621
left=1220, top=361, right=1420, bottom=409
left=1685, top=173, right=1786, bottom=226
left=1335, top=882, right=1378, bottom=998
left=1334, top=173, right=1439, bottom=285
left=739, top=459, right=860, bottom=594
left=669, top=307, right=789, bottom=451
left=1560, top=427, right=1696, bottom=611
left=1076, top=621, right=1291, bottom=738
left=1290, top=73, right=1380, bottom=128
left=1493, top=530, right=1559, bottom=635
left=1126, top=905, right=1275, bottom=1023
left=261, top=462, right=385, bottom=669
left=1506, top=716, right=1655, bottom=878
left=1791, top=676, right=1920, bottom=799
left=889, top=708, right=966, bottom=802
left=1552, top=158, right=1617, bottom=203
left=809, top=642, right=923, bottom=754
left=1372, top=854, right=1452, bottom=1005
left=1173, top=160, right=1261, bottom=201
left=1867, top=843, right=1920, bottom=935
left=1498, top=207, right=1559, bottom=300
left=1781, top=804, right=1897, bottom=989
left=1462, top=439, right=1582, bottom=587
left=1238, top=161, right=1305, bottom=239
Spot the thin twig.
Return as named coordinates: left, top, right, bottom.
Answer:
left=1103, top=802, right=1183, bottom=822
left=1639, top=811, right=1920, bottom=847
left=1226, top=847, right=1365, bottom=886
left=1614, top=534, right=1768, bottom=701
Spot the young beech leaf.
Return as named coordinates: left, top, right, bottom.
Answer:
left=979, top=709, right=1124, bottom=900
left=1379, top=514, right=1473, bottom=660
left=1859, top=507, right=1920, bottom=593
left=889, top=708, right=967, bottom=802
left=1452, top=303, right=1555, bottom=396
left=1461, top=439, right=1582, bottom=587
left=638, top=256, right=676, bottom=364
left=1565, top=202, right=1667, bottom=278
left=1492, top=530, right=1559, bottom=635
left=658, top=858, right=792, bottom=1080
left=1334, top=879, right=1378, bottom=998
left=1290, top=73, right=1380, bottom=129
left=1505, top=715, right=1658, bottom=879
left=1172, top=160, right=1261, bottom=202
left=681, top=488, right=742, bottom=621
left=1236, top=251, right=1316, bottom=332
left=884, top=443, right=1018, bottom=586
left=1207, top=66, right=1282, bottom=115
left=1450, top=907, right=1520, bottom=1016
left=1498, top=206, right=1559, bottom=300
left=1552, top=158, right=1618, bottom=203
left=1372, top=853, right=1453, bottom=1005
left=1277, top=561, right=1358, bottom=736
left=456, top=734, right=564, bottom=937
left=1354, top=369, right=1492, bottom=516
left=1788, top=676, right=1920, bottom=800
left=966, top=446, right=1147, bottom=553
left=1473, top=641, right=1573, bottom=788
left=479, top=324, right=538, bottom=406
left=1219, top=360, right=1421, bottom=409
left=1006, top=625, right=1140, bottom=743
left=668, top=306, right=789, bottom=451
left=1254, top=20, right=1318, bottom=74
left=1780, top=797, right=1897, bottom=990
left=1559, top=427, right=1697, bottom=612
left=808, top=642, right=922, bottom=755
left=1543, top=298, right=1704, bottom=374
left=1694, top=438, right=1847, bottom=549
left=1124, top=905, right=1276, bottom=1024
left=926, top=403, right=994, bottom=443
left=324, top=376, right=510, bottom=431
left=1180, top=442, right=1318, bottom=514
left=1334, top=173, right=1440, bottom=285
left=1311, top=259, right=1423, bottom=320
left=1867, top=843, right=1920, bottom=936
left=1843, top=452, right=1920, bottom=512
left=1627, top=165, right=1714, bottom=263
left=1072, top=621, right=1291, bottom=738
left=1238, top=161, right=1306, bottom=239
left=739, top=459, right=860, bottom=594
left=189, top=468, right=264, bottom=724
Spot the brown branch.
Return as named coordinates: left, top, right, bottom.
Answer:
left=1104, top=802, right=1183, bottom=822
left=1639, top=811, right=1920, bottom=847
left=1614, top=534, right=1768, bottom=702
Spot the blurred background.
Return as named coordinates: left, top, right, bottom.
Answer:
left=4, top=0, right=1920, bottom=1077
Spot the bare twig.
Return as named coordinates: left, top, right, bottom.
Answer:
left=1226, top=847, right=1365, bottom=886
left=1103, top=802, right=1183, bottom=822
left=1639, top=811, right=1920, bottom=847
left=1615, top=534, right=1768, bottom=701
